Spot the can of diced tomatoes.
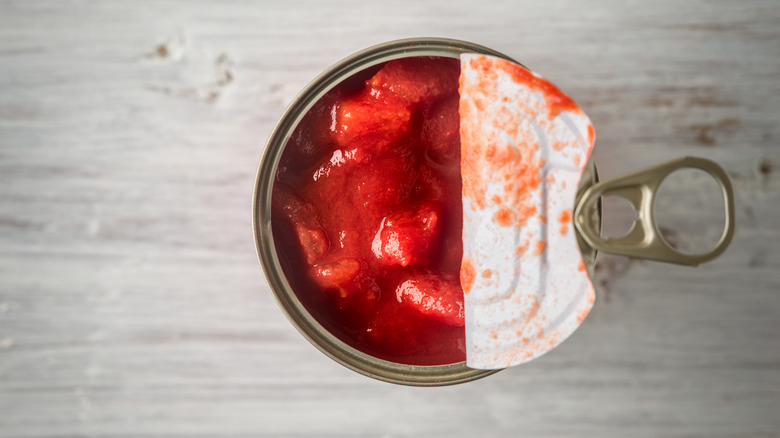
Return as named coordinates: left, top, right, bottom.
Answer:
left=252, top=38, right=600, bottom=386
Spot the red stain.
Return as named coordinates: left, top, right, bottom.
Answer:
left=587, top=124, right=595, bottom=146
left=559, top=210, right=571, bottom=235
left=526, top=296, right=540, bottom=321
left=485, top=143, right=496, bottom=159
left=576, top=307, right=591, bottom=323
left=493, top=206, right=514, bottom=226
left=559, top=209, right=572, bottom=224
left=459, top=96, right=486, bottom=210
left=493, top=59, right=581, bottom=118
left=460, top=56, right=543, bottom=213
left=460, top=258, right=476, bottom=294
left=577, top=260, right=586, bottom=272
left=532, top=240, right=546, bottom=256
left=482, top=269, right=493, bottom=279
left=516, top=204, right=537, bottom=228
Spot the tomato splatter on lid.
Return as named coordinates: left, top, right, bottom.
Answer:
left=558, top=209, right=572, bottom=235
left=459, top=54, right=596, bottom=369
left=460, top=258, right=476, bottom=295
left=533, top=240, right=547, bottom=256
left=559, top=209, right=572, bottom=224
left=492, top=206, right=514, bottom=227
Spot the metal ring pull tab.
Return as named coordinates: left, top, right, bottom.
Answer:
left=574, top=156, right=735, bottom=266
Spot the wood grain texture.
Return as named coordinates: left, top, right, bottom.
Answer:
left=1, top=1, right=778, bottom=437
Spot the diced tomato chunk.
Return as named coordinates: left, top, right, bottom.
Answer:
left=350, top=154, right=415, bottom=209
left=272, top=186, right=329, bottom=264
left=311, top=257, right=361, bottom=289
left=293, top=226, right=328, bottom=264
left=395, top=274, right=464, bottom=327
left=332, top=94, right=411, bottom=154
left=371, top=204, right=439, bottom=267
left=310, top=148, right=364, bottom=183
left=368, top=57, right=460, bottom=105
left=422, top=94, right=461, bottom=165
left=277, top=88, right=347, bottom=179
left=311, top=258, right=380, bottom=310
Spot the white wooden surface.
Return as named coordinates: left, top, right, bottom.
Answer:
left=1, top=1, right=778, bottom=437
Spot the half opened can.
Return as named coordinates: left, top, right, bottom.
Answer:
left=252, top=38, right=734, bottom=386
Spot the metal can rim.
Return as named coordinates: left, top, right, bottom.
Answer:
left=252, top=37, right=597, bottom=386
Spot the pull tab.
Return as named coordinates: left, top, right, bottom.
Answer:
left=574, top=157, right=735, bottom=266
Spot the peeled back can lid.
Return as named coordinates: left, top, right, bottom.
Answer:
left=459, top=53, right=597, bottom=370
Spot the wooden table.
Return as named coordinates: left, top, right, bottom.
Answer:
left=1, top=1, right=778, bottom=436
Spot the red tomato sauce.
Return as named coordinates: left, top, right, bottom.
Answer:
left=272, top=57, right=465, bottom=365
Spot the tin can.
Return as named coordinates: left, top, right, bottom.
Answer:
left=252, top=38, right=735, bottom=386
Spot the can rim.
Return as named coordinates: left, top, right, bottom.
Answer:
left=252, top=38, right=598, bottom=386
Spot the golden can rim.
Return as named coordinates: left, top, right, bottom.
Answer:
left=252, top=37, right=598, bottom=386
